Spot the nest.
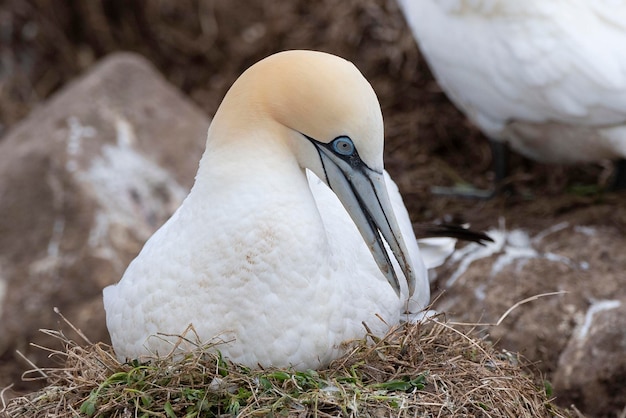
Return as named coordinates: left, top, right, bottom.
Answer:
left=3, top=314, right=571, bottom=418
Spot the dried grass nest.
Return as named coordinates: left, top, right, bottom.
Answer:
left=3, top=314, right=572, bottom=418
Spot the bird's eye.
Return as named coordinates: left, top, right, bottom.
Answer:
left=331, top=136, right=355, bottom=156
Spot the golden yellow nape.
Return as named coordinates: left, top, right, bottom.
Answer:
left=103, top=50, right=440, bottom=370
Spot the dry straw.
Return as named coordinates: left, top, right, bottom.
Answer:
left=2, top=310, right=572, bottom=418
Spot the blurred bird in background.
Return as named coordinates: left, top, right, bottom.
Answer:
left=397, top=0, right=626, bottom=196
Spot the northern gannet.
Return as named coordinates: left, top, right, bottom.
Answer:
left=397, top=0, right=626, bottom=191
left=104, top=50, right=430, bottom=370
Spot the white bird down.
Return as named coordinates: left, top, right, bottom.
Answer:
left=397, top=0, right=626, bottom=165
left=103, top=50, right=437, bottom=370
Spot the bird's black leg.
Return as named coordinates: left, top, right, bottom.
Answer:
left=489, top=139, right=515, bottom=195
left=611, top=159, right=626, bottom=190
left=490, top=139, right=509, bottom=184
left=430, top=139, right=509, bottom=199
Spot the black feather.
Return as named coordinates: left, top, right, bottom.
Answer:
left=414, top=223, right=494, bottom=246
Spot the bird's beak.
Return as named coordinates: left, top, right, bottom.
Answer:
left=310, top=139, right=416, bottom=297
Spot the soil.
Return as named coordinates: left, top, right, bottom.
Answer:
left=4, top=0, right=624, bottom=224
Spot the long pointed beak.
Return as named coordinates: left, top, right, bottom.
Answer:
left=311, top=141, right=416, bottom=297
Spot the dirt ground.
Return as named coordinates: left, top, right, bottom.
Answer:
left=4, top=0, right=626, bottom=228
left=2, top=0, right=626, bottom=412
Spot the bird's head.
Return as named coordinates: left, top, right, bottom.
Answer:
left=207, top=50, right=416, bottom=297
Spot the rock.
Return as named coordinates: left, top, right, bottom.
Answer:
left=433, top=222, right=626, bottom=416
left=0, top=52, right=209, bottom=392
left=553, top=299, right=626, bottom=416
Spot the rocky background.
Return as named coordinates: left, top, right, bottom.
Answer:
left=1, top=1, right=626, bottom=417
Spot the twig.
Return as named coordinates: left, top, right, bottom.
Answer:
left=54, top=307, right=93, bottom=345
left=16, top=350, right=48, bottom=380
left=496, top=291, right=567, bottom=326
left=0, top=384, right=14, bottom=412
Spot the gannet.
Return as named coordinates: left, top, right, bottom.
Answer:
left=397, top=0, right=626, bottom=191
left=104, top=50, right=431, bottom=370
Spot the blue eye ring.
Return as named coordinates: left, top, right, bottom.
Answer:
left=331, top=136, right=355, bottom=156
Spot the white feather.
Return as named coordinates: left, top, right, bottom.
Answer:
left=103, top=50, right=438, bottom=370
left=398, top=0, right=626, bottom=162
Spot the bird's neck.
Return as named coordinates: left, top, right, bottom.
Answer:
left=178, top=130, right=332, bottom=284
left=190, top=127, right=325, bottom=237
left=195, top=126, right=301, bottom=192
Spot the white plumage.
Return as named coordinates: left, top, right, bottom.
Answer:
left=397, top=0, right=626, bottom=166
left=104, top=50, right=434, bottom=370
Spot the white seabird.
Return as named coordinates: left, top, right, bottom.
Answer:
left=104, top=50, right=431, bottom=370
left=397, top=0, right=626, bottom=189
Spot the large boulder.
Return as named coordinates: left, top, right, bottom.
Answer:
left=433, top=221, right=626, bottom=416
left=0, top=52, right=209, bottom=391
left=553, top=298, right=626, bottom=416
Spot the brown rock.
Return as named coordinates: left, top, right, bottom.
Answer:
left=433, top=222, right=626, bottom=416
left=553, top=299, right=626, bottom=416
left=0, top=52, right=209, bottom=391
